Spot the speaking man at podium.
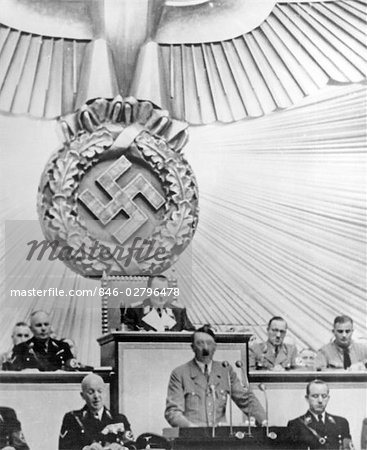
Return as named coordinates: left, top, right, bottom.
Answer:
left=165, top=325, right=266, bottom=428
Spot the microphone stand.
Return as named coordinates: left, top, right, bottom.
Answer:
left=258, top=383, right=269, bottom=437
left=210, top=384, right=216, bottom=438
left=235, top=360, right=252, bottom=437
left=222, top=361, right=233, bottom=437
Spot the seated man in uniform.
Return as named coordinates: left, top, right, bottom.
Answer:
left=59, top=373, right=133, bottom=450
left=0, top=406, right=29, bottom=450
left=1, top=322, right=32, bottom=370
left=249, top=316, right=298, bottom=371
left=316, top=315, right=367, bottom=371
left=287, top=379, right=353, bottom=449
left=5, top=310, right=73, bottom=371
left=165, top=325, right=267, bottom=427
left=122, top=275, right=194, bottom=332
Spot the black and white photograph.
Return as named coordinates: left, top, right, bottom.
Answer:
left=0, top=0, right=366, bottom=449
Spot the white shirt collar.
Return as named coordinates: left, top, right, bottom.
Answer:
left=91, top=407, right=104, bottom=420
left=310, top=411, right=326, bottom=422
left=195, top=359, right=213, bottom=374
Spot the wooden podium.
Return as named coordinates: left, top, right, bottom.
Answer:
left=164, top=426, right=293, bottom=450
left=98, top=332, right=251, bottom=437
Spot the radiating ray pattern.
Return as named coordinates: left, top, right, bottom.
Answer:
left=0, top=85, right=365, bottom=364
left=0, top=1, right=366, bottom=124
left=154, top=1, right=367, bottom=123
left=173, top=85, right=367, bottom=350
left=0, top=24, right=91, bottom=118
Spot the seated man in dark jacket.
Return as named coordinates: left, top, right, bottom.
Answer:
left=122, top=275, right=194, bottom=332
left=0, top=406, right=29, bottom=450
left=59, top=374, right=133, bottom=450
left=287, top=380, right=353, bottom=449
left=5, top=311, right=73, bottom=371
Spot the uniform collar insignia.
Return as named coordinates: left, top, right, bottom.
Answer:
left=60, top=429, right=68, bottom=438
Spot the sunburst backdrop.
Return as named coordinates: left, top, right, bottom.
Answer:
left=0, top=83, right=366, bottom=366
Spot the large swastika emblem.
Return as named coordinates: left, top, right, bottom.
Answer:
left=38, top=96, right=199, bottom=277
left=79, top=155, right=165, bottom=244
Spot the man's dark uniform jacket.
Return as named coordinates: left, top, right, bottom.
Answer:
left=122, top=298, right=195, bottom=331
left=287, top=411, right=351, bottom=449
left=59, top=405, right=131, bottom=450
left=5, top=337, right=73, bottom=371
left=0, top=406, right=29, bottom=450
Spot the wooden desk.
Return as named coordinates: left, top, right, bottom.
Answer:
left=0, top=370, right=112, bottom=450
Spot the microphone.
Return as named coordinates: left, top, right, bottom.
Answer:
left=235, top=360, right=249, bottom=389
left=120, top=302, right=128, bottom=331
left=258, top=383, right=269, bottom=437
left=222, top=361, right=233, bottom=436
left=209, top=384, right=216, bottom=438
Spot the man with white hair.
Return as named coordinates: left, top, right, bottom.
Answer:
left=59, top=374, right=133, bottom=450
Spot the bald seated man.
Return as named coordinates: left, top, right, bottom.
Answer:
left=59, top=374, right=133, bottom=450
left=5, top=310, right=73, bottom=371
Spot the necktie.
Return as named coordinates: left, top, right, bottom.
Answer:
left=318, top=414, right=323, bottom=424
left=274, top=346, right=279, bottom=358
left=343, top=347, right=351, bottom=369
left=157, top=308, right=162, bottom=318
left=204, top=364, right=209, bottom=381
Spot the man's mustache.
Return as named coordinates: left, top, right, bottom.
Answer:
left=201, top=349, right=210, bottom=356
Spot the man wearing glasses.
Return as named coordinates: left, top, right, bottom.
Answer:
left=287, top=380, right=353, bottom=449
left=248, top=316, right=298, bottom=371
